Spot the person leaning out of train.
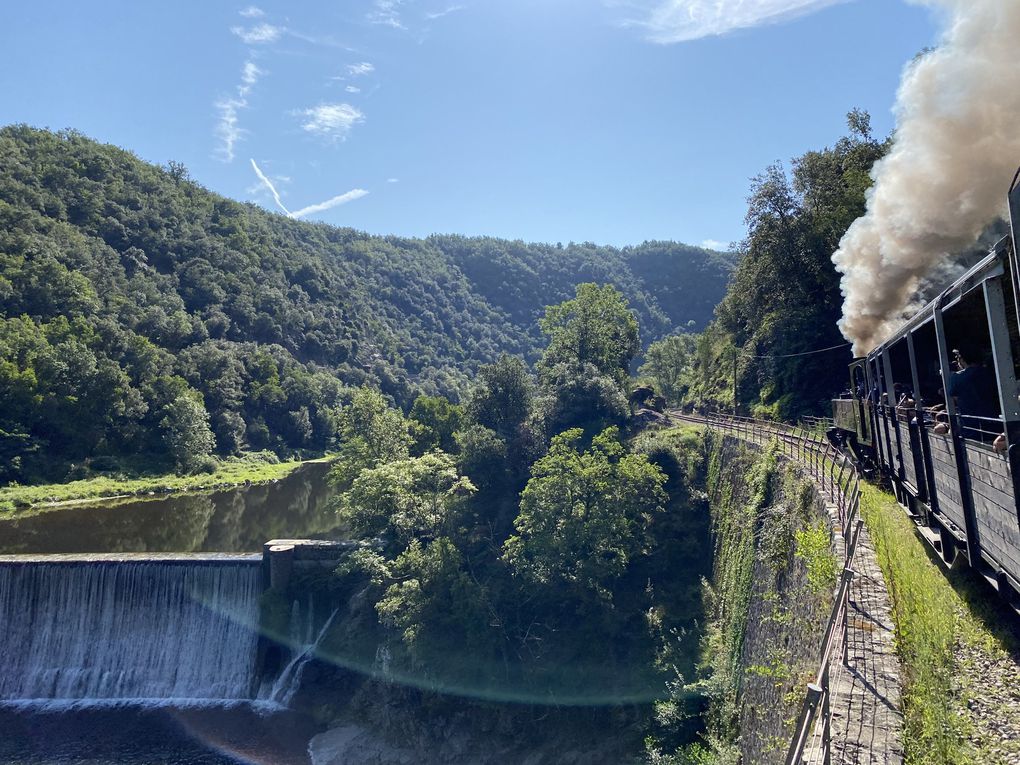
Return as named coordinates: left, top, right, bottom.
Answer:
left=947, top=347, right=999, bottom=439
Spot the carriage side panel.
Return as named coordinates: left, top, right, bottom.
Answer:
left=964, top=442, right=1020, bottom=583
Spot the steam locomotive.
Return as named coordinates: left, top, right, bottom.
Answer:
left=830, top=176, right=1020, bottom=609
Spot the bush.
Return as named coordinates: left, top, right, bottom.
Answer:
left=195, top=455, right=219, bottom=474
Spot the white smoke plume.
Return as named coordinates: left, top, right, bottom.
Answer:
left=832, top=0, right=1020, bottom=355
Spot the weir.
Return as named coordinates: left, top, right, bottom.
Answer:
left=0, top=542, right=348, bottom=706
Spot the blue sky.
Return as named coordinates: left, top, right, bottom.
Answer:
left=0, top=0, right=938, bottom=248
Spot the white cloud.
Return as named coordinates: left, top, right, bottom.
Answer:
left=214, top=99, right=245, bottom=162
left=345, top=85, right=361, bottom=93
left=347, top=62, right=375, bottom=77
left=624, top=0, right=849, bottom=44
left=425, top=5, right=465, bottom=20
left=298, top=103, right=365, bottom=141
left=700, top=239, right=729, bottom=251
left=214, top=60, right=265, bottom=162
left=250, top=159, right=291, bottom=214
left=291, top=189, right=370, bottom=219
left=239, top=6, right=264, bottom=18
left=369, top=0, right=406, bottom=29
left=238, top=60, right=263, bottom=96
left=231, top=22, right=283, bottom=44
left=387, top=178, right=399, bottom=183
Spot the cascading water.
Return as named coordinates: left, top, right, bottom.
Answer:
left=0, top=559, right=262, bottom=704
left=262, top=608, right=339, bottom=707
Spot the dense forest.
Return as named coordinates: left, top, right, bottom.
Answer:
left=0, top=125, right=735, bottom=483
left=306, top=284, right=712, bottom=755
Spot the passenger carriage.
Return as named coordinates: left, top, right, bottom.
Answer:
left=831, top=177, right=1020, bottom=608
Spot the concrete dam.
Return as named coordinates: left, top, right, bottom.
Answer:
left=0, top=542, right=344, bottom=708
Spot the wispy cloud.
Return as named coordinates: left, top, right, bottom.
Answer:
left=700, top=238, right=729, bottom=251
left=250, top=159, right=369, bottom=219
left=345, top=85, right=362, bottom=93
left=369, top=0, right=406, bottom=29
left=250, top=159, right=291, bottom=214
left=291, top=189, right=370, bottom=219
left=347, top=61, right=375, bottom=77
left=231, top=22, right=283, bottom=44
left=298, top=103, right=365, bottom=141
left=239, top=5, right=264, bottom=18
left=425, top=5, right=465, bottom=20
left=387, top=178, right=400, bottom=183
left=239, top=60, right=263, bottom=96
left=623, top=0, right=848, bottom=44
left=214, top=59, right=265, bottom=162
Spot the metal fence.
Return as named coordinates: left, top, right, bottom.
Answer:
left=673, top=411, right=863, bottom=765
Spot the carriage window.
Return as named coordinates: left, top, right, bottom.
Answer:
left=909, top=320, right=944, bottom=409
left=851, top=365, right=865, bottom=398
left=941, top=287, right=1003, bottom=441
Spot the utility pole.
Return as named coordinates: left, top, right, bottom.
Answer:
left=733, top=346, right=738, bottom=415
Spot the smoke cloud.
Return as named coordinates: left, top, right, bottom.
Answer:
left=832, top=0, right=1020, bottom=355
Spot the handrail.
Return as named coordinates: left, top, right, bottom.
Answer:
left=673, top=410, right=863, bottom=765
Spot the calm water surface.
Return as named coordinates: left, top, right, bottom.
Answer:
left=0, top=462, right=341, bottom=555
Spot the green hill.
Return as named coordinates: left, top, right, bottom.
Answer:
left=0, top=125, right=734, bottom=481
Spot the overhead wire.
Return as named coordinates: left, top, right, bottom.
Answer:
left=739, top=342, right=852, bottom=360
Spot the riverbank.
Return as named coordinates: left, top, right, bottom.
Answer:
left=0, top=452, right=334, bottom=515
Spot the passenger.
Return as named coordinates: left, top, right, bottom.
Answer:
left=896, top=391, right=915, bottom=421
left=947, top=347, right=999, bottom=439
left=932, top=411, right=950, bottom=435
left=993, top=433, right=1008, bottom=454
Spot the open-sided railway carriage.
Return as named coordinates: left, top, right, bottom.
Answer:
left=831, top=176, right=1020, bottom=609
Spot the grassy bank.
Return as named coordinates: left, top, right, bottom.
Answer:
left=859, top=482, right=1020, bottom=765
left=0, top=452, right=333, bottom=514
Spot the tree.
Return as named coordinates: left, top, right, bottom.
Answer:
left=695, top=111, right=886, bottom=418
left=409, top=395, right=463, bottom=454
left=465, top=354, right=533, bottom=439
left=503, top=427, right=667, bottom=599
left=534, top=361, right=629, bottom=436
left=639, top=333, right=698, bottom=406
left=374, top=537, right=490, bottom=652
left=454, top=424, right=508, bottom=493
left=160, top=389, right=215, bottom=473
left=538, top=283, right=640, bottom=384
left=338, top=450, right=476, bottom=546
left=329, top=385, right=413, bottom=486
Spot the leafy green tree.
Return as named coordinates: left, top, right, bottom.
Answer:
left=503, top=427, right=667, bottom=599
left=338, top=450, right=475, bottom=546
left=329, top=385, right=413, bottom=486
left=409, top=395, right=463, bottom=455
left=639, top=333, right=698, bottom=406
left=534, top=362, right=629, bottom=437
left=160, top=389, right=215, bottom=473
left=465, top=354, right=533, bottom=439
left=538, top=283, right=640, bottom=384
left=454, top=424, right=508, bottom=493
left=694, top=111, right=885, bottom=418
left=374, top=537, right=490, bottom=651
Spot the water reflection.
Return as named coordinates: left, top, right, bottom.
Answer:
left=0, top=463, right=340, bottom=555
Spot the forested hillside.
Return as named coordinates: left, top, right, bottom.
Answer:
left=0, top=126, right=734, bottom=482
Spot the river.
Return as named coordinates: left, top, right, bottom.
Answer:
left=0, top=461, right=341, bottom=555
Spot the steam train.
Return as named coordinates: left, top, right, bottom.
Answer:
left=830, top=176, right=1020, bottom=609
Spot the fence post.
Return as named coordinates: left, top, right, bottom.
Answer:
left=784, top=683, right=824, bottom=765
left=822, top=662, right=832, bottom=765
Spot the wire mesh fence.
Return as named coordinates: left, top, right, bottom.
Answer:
left=672, top=411, right=864, bottom=765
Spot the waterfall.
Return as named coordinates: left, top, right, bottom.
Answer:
left=262, top=608, right=339, bottom=706
left=0, top=560, right=262, bottom=704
